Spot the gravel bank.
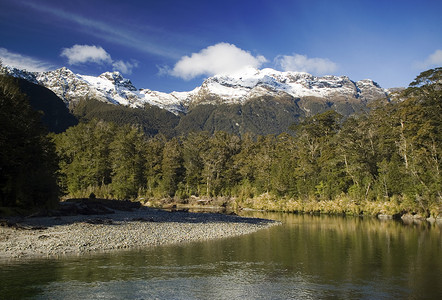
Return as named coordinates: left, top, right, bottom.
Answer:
left=0, top=207, right=279, bottom=260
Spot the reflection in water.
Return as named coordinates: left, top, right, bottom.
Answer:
left=1, top=213, right=441, bottom=299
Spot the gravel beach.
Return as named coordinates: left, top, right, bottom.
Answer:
left=0, top=206, right=279, bottom=260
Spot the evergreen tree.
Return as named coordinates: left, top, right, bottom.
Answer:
left=145, top=134, right=166, bottom=197
left=271, top=133, right=298, bottom=196
left=182, top=131, right=210, bottom=196
left=201, top=132, right=241, bottom=196
left=395, top=68, right=442, bottom=212
left=54, top=120, right=114, bottom=196
left=0, top=74, right=59, bottom=208
left=110, top=125, right=147, bottom=199
left=232, top=133, right=259, bottom=198
left=291, top=111, right=343, bottom=198
left=161, top=137, right=184, bottom=197
left=253, top=135, right=276, bottom=194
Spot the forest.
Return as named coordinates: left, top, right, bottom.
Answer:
left=1, top=68, right=441, bottom=218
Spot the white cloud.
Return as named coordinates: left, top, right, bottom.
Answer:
left=60, top=45, right=112, bottom=65
left=170, top=43, right=267, bottom=80
left=156, top=65, right=171, bottom=76
left=275, top=53, right=337, bottom=75
left=60, top=44, right=137, bottom=75
left=415, top=49, right=442, bottom=69
left=112, top=60, right=139, bottom=75
left=0, top=48, right=53, bottom=72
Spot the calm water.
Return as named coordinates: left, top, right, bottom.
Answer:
left=1, top=213, right=441, bottom=299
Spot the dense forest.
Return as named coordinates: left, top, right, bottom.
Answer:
left=0, top=75, right=59, bottom=210
left=1, top=68, right=441, bottom=218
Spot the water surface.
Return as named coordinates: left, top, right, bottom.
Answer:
left=1, top=213, right=441, bottom=299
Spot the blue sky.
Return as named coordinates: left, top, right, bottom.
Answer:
left=1, top=0, right=441, bottom=92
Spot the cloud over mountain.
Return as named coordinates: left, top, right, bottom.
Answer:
left=112, top=60, right=139, bottom=75
left=0, top=48, right=53, bottom=72
left=60, top=44, right=137, bottom=74
left=275, top=53, right=337, bottom=75
left=170, top=43, right=267, bottom=80
left=60, top=45, right=112, bottom=65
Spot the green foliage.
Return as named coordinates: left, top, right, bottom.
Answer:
left=54, top=120, right=115, bottom=196
left=181, top=131, right=210, bottom=196
left=52, top=69, right=441, bottom=217
left=72, top=98, right=179, bottom=137
left=176, top=96, right=305, bottom=137
left=110, top=125, right=147, bottom=199
left=144, top=134, right=166, bottom=197
left=54, top=120, right=151, bottom=200
left=160, top=137, right=184, bottom=197
left=0, top=75, right=59, bottom=209
left=395, top=67, right=442, bottom=212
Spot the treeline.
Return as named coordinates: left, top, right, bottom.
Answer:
left=52, top=68, right=441, bottom=217
left=72, top=98, right=179, bottom=137
left=1, top=68, right=440, bottom=217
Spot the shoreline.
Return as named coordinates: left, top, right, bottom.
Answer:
left=0, top=207, right=279, bottom=261
left=148, top=195, right=442, bottom=223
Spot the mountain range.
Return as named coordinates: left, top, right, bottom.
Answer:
left=2, top=65, right=392, bottom=136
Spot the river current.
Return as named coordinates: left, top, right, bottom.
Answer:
left=1, top=212, right=441, bottom=299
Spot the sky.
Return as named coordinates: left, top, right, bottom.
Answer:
left=1, top=0, right=441, bottom=92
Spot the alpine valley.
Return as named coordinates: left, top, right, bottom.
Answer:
left=2, top=65, right=392, bottom=136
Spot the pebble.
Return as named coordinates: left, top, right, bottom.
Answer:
left=0, top=207, right=279, bottom=260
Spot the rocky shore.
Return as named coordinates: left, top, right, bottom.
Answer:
left=0, top=204, right=279, bottom=260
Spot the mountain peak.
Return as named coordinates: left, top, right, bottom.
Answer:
left=98, top=71, right=137, bottom=91
left=47, top=67, right=75, bottom=77
left=193, top=67, right=388, bottom=106
left=1, top=64, right=38, bottom=83
left=99, top=71, right=123, bottom=80
left=5, top=66, right=389, bottom=116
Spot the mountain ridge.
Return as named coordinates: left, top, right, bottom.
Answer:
left=2, top=65, right=391, bottom=115
left=2, top=65, right=393, bottom=136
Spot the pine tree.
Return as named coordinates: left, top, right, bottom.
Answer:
left=395, top=68, right=442, bottom=213
left=201, top=131, right=241, bottom=196
left=145, top=134, right=166, bottom=197
left=161, top=137, right=183, bottom=197
left=182, top=131, right=210, bottom=196
left=0, top=74, right=59, bottom=208
left=110, top=125, right=147, bottom=199
left=291, top=111, right=343, bottom=199
left=54, top=120, right=114, bottom=196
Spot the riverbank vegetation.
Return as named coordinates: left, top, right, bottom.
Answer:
left=1, top=68, right=441, bottom=218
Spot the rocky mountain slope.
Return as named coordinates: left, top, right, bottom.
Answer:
left=16, top=78, right=78, bottom=133
left=190, top=67, right=388, bottom=106
left=182, top=68, right=390, bottom=134
left=3, top=66, right=187, bottom=114
left=3, top=66, right=389, bottom=112
left=2, top=65, right=391, bottom=136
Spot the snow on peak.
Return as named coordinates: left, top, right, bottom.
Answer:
left=1, top=65, right=38, bottom=83
left=100, top=72, right=137, bottom=91
left=3, top=65, right=388, bottom=114
left=193, top=68, right=388, bottom=105
left=99, top=71, right=123, bottom=81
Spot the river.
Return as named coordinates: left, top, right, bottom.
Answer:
left=1, top=212, right=441, bottom=299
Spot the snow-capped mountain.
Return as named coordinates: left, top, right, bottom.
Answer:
left=191, top=67, right=388, bottom=106
left=2, top=66, right=389, bottom=115
left=2, top=66, right=188, bottom=114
